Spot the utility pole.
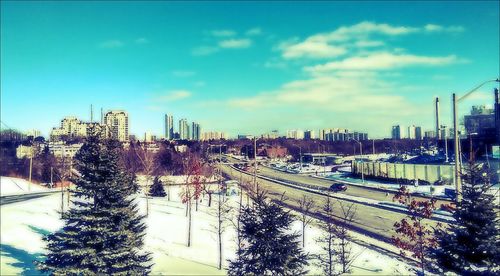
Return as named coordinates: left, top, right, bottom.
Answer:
left=372, top=139, right=375, bottom=155
left=453, top=93, right=462, bottom=202
left=28, top=150, right=33, bottom=191
left=253, top=137, right=257, bottom=193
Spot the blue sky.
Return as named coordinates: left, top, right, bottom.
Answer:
left=1, top=1, right=499, bottom=138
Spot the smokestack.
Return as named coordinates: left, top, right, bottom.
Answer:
left=435, top=97, right=440, bottom=139
left=101, top=108, right=104, bottom=124
left=495, top=88, right=500, bottom=144
left=90, top=104, right=93, bottom=122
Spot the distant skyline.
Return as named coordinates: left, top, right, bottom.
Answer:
left=1, top=1, right=499, bottom=138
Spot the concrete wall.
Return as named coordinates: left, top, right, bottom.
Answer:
left=352, top=161, right=454, bottom=184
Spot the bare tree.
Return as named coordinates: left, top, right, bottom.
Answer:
left=210, top=177, right=233, bottom=270
left=315, top=197, right=336, bottom=276
left=334, top=200, right=359, bottom=274
left=297, top=194, right=315, bottom=247
left=179, top=153, right=203, bottom=247
left=135, top=145, right=159, bottom=216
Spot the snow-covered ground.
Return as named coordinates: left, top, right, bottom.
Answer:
left=0, top=177, right=48, bottom=196
left=1, top=185, right=415, bottom=275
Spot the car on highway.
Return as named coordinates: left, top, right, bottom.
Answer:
left=329, top=183, right=347, bottom=192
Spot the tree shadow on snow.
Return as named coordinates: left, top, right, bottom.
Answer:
left=0, top=244, right=45, bottom=275
left=27, top=225, right=51, bottom=237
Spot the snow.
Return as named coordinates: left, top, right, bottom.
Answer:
left=0, top=177, right=49, bottom=196
left=1, top=184, right=415, bottom=275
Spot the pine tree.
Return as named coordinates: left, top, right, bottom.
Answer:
left=432, top=162, right=500, bottom=274
left=149, top=176, right=166, bottom=197
left=39, top=129, right=151, bottom=275
left=228, top=191, right=309, bottom=276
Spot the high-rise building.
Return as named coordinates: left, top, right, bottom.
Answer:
left=191, top=122, right=201, bottom=141
left=392, top=125, right=402, bottom=140
left=464, top=105, right=495, bottom=138
left=304, top=130, right=316, bottom=140
left=286, top=129, right=304, bottom=139
left=179, top=119, right=189, bottom=140
left=407, top=125, right=416, bottom=139
left=202, top=131, right=227, bottom=140
left=165, top=114, right=174, bottom=140
left=104, top=110, right=129, bottom=142
left=424, top=130, right=436, bottom=139
left=415, top=126, right=422, bottom=140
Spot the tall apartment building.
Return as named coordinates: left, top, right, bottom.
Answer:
left=407, top=125, right=416, bottom=139
left=415, top=126, right=422, bottom=140
left=202, top=131, right=226, bottom=140
left=191, top=122, right=201, bottom=141
left=104, top=110, right=129, bottom=142
left=391, top=125, right=402, bottom=140
left=179, top=119, right=190, bottom=140
left=165, top=114, right=174, bottom=140
left=50, top=116, right=89, bottom=141
left=424, top=130, right=436, bottom=139
left=286, top=129, right=304, bottom=139
left=304, top=130, right=316, bottom=140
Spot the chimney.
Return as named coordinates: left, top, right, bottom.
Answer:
left=90, top=104, right=93, bottom=122
left=435, top=97, right=440, bottom=139
left=495, top=88, right=500, bottom=144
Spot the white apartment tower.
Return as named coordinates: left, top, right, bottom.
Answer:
left=104, top=110, right=129, bottom=142
left=191, top=122, right=201, bottom=141
left=165, top=114, right=174, bottom=140
left=179, top=119, right=189, bottom=140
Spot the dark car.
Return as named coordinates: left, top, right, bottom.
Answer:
left=329, top=183, right=347, bottom=192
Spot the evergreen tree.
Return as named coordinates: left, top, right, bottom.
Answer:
left=149, top=176, right=166, bottom=197
left=228, top=191, right=309, bottom=276
left=432, top=162, right=500, bottom=274
left=39, top=129, right=151, bottom=275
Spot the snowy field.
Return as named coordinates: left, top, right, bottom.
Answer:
left=0, top=176, right=48, bottom=196
left=1, top=183, right=414, bottom=275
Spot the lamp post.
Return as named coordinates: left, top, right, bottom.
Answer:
left=453, top=78, right=499, bottom=202
left=440, top=125, right=449, bottom=163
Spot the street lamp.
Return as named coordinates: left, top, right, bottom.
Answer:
left=453, top=78, right=499, bottom=202
left=440, top=125, right=449, bottom=163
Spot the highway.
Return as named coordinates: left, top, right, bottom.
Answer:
left=224, top=155, right=453, bottom=207
left=218, top=163, right=442, bottom=243
left=0, top=192, right=57, bottom=206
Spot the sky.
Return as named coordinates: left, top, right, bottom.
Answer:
left=1, top=1, right=499, bottom=138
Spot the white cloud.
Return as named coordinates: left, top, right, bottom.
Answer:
left=99, top=40, right=124, bottom=48
left=210, top=29, right=236, bottom=37
left=282, top=41, right=347, bottom=59
left=135, top=38, right=149, bottom=44
left=172, top=70, right=196, bottom=77
left=246, top=28, right=262, bottom=36
left=157, top=90, right=192, bottom=102
left=192, top=46, right=219, bottom=56
left=278, top=21, right=464, bottom=60
left=355, top=40, right=385, bottom=47
left=424, top=24, right=465, bottom=33
left=304, top=52, right=459, bottom=73
left=220, top=72, right=426, bottom=137
left=219, top=38, right=252, bottom=49
left=193, top=81, right=206, bottom=87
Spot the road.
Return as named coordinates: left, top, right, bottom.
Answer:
left=225, top=156, right=453, bottom=207
left=0, top=192, right=57, bottom=206
left=219, top=163, right=442, bottom=242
